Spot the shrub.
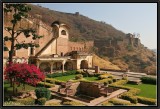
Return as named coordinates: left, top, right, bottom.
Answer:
left=45, top=78, right=55, bottom=84
left=63, top=101, right=85, bottom=106
left=15, top=97, right=35, bottom=105
left=109, top=98, right=132, bottom=105
left=45, top=102, right=61, bottom=106
left=108, top=79, right=113, bottom=84
left=75, top=74, right=83, bottom=80
left=37, top=81, right=55, bottom=88
left=37, top=97, right=46, bottom=105
left=108, top=75, right=113, bottom=79
left=35, top=87, right=51, bottom=100
left=104, top=81, right=109, bottom=86
left=113, top=79, right=117, bottom=82
left=4, top=101, right=24, bottom=106
left=121, top=94, right=138, bottom=104
left=102, top=101, right=114, bottom=106
left=111, top=79, right=128, bottom=85
left=141, top=77, right=156, bottom=85
left=137, top=96, right=156, bottom=105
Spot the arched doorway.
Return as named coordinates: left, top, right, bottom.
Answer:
left=80, top=60, right=88, bottom=69
left=64, top=61, right=73, bottom=70
left=39, top=62, right=51, bottom=73
left=53, top=62, right=62, bottom=70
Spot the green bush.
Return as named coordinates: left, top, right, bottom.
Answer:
left=35, top=87, right=51, bottom=100
left=108, top=75, right=113, bottom=79
left=4, top=101, right=24, bottom=106
left=75, top=74, right=83, bottom=80
left=108, top=79, right=113, bottom=84
left=113, top=79, right=117, bottom=82
left=45, top=102, right=61, bottom=106
left=137, top=96, right=156, bottom=105
left=109, top=98, right=132, bottom=105
left=104, top=81, right=109, bottom=86
left=102, top=101, right=114, bottom=106
left=37, top=81, right=55, bottom=88
left=37, top=97, right=47, bottom=105
left=121, top=94, right=138, bottom=104
left=141, top=77, right=156, bottom=85
left=111, top=79, right=128, bottom=85
left=63, top=101, right=85, bottom=106
left=15, top=97, right=35, bottom=105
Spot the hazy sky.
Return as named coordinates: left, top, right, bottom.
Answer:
left=33, top=3, right=157, bottom=49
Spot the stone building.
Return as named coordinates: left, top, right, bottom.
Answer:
left=3, top=15, right=93, bottom=73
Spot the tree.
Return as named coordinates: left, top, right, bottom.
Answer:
left=4, top=63, right=45, bottom=94
left=3, top=3, right=43, bottom=63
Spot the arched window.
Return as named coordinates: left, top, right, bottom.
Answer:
left=61, top=30, right=66, bottom=35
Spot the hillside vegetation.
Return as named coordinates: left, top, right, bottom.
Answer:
left=92, top=54, right=121, bottom=70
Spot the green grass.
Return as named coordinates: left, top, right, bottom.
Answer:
left=124, top=83, right=156, bottom=99
left=54, top=74, right=99, bottom=82
left=84, top=77, right=99, bottom=81
left=54, top=75, right=76, bottom=81
left=4, top=82, right=36, bottom=93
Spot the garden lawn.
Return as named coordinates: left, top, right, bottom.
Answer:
left=124, top=83, right=156, bottom=99
left=53, top=75, right=99, bottom=82
left=4, top=83, right=36, bottom=92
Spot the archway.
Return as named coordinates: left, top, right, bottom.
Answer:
left=53, top=62, right=62, bottom=70
left=64, top=61, right=73, bottom=70
left=39, top=62, right=51, bottom=73
left=80, top=60, right=88, bottom=69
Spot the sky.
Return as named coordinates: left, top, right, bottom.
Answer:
left=33, top=3, right=157, bottom=49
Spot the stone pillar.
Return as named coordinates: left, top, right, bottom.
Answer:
left=37, top=60, right=40, bottom=68
left=50, top=62, right=54, bottom=74
left=62, top=61, right=66, bottom=73
left=95, top=66, right=100, bottom=73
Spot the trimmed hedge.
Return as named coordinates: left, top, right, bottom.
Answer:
left=111, top=79, right=128, bottom=86
left=101, top=101, right=114, bottom=106
left=45, top=102, right=61, bottom=106
left=141, top=77, right=156, bottom=85
left=46, top=70, right=77, bottom=78
left=37, top=97, right=47, bottom=105
left=63, top=101, right=85, bottom=106
left=121, top=94, right=138, bottom=104
left=109, top=98, right=133, bottom=106
left=137, top=96, right=156, bottom=105
left=15, top=97, right=35, bottom=105
left=35, top=87, right=51, bottom=100
left=4, top=101, right=25, bottom=106
left=37, top=81, right=55, bottom=88
left=75, top=74, right=83, bottom=80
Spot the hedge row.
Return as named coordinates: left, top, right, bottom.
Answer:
left=46, top=70, right=78, bottom=78
left=37, top=82, right=55, bottom=88
left=108, top=98, right=133, bottom=106
left=120, top=94, right=138, bottom=104
left=45, top=78, right=65, bottom=85
left=137, top=96, right=156, bottom=105
left=141, top=77, right=156, bottom=85
left=4, top=101, right=24, bottom=106
left=110, top=79, right=128, bottom=86
left=97, top=78, right=113, bottom=84
left=14, top=97, right=35, bottom=105
left=63, top=101, right=85, bottom=106
left=45, top=102, right=61, bottom=106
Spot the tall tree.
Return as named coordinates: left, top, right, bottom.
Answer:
left=3, top=3, right=43, bottom=63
